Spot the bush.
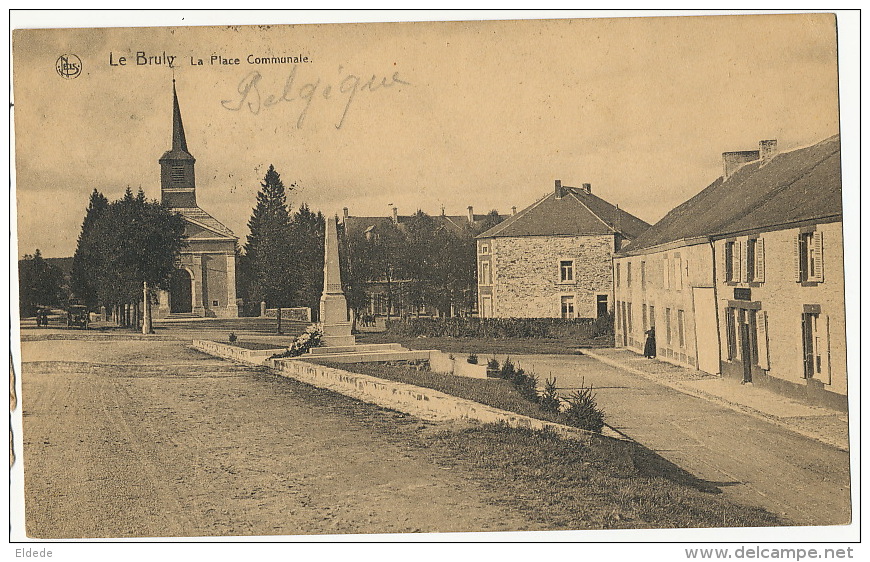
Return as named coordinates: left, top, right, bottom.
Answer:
left=467, top=353, right=478, bottom=364
left=499, top=357, right=516, bottom=380
left=228, top=332, right=237, bottom=343
left=512, top=368, right=539, bottom=403
left=384, top=317, right=596, bottom=339
left=564, top=378, right=605, bottom=433
left=540, top=377, right=562, bottom=413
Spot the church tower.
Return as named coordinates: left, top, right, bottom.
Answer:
left=159, top=80, right=197, bottom=208
left=155, top=80, right=239, bottom=319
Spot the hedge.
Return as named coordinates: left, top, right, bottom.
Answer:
left=385, top=316, right=611, bottom=339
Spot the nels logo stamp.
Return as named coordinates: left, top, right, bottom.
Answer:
left=55, top=54, right=82, bottom=79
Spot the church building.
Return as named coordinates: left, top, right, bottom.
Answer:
left=155, top=82, right=239, bottom=318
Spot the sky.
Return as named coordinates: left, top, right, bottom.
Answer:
left=12, top=11, right=844, bottom=258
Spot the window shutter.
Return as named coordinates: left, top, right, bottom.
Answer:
left=756, top=311, right=770, bottom=370
left=720, top=243, right=728, bottom=282
left=755, top=238, right=765, bottom=283
left=821, top=314, right=832, bottom=385
left=734, top=241, right=743, bottom=283
left=793, top=235, right=802, bottom=282
left=663, top=257, right=669, bottom=289
left=812, top=231, right=824, bottom=282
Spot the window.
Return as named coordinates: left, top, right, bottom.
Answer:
left=212, top=300, right=219, bottom=306
left=560, top=295, right=576, bottom=319
left=642, top=303, right=648, bottom=331
left=677, top=309, right=685, bottom=348
left=673, top=255, right=683, bottom=291
left=479, top=242, right=490, bottom=255
left=640, top=261, right=646, bottom=289
left=626, top=302, right=633, bottom=334
left=648, top=305, right=656, bottom=329
left=627, top=262, right=633, bottom=287
left=559, top=260, right=574, bottom=282
left=596, top=295, right=609, bottom=318
left=663, top=256, right=670, bottom=289
left=171, top=165, right=185, bottom=185
left=480, top=261, right=491, bottom=285
left=665, top=307, right=672, bottom=345
left=746, top=238, right=756, bottom=281
left=616, top=263, right=621, bottom=287
left=725, top=307, right=737, bottom=360
left=795, top=231, right=824, bottom=283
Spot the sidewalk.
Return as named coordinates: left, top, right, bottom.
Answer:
left=581, top=348, right=849, bottom=452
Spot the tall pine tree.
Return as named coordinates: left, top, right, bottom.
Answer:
left=242, top=165, right=295, bottom=308
left=70, top=189, right=109, bottom=308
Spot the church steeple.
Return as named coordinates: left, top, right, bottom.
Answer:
left=159, top=79, right=197, bottom=208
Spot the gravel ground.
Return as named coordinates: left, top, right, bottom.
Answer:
left=20, top=337, right=547, bottom=538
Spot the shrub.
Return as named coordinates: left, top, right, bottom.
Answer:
left=592, top=312, right=614, bottom=337
left=512, top=368, right=539, bottom=403
left=228, top=332, right=237, bottom=343
left=384, top=317, right=596, bottom=339
left=271, top=324, right=323, bottom=358
left=499, top=357, right=516, bottom=380
left=540, top=377, right=562, bottom=413
left=467, top=353, right=478, bottom=364
left=564, top=378, right=605, bottom=433
left=487, top=357, right=500, bottom=370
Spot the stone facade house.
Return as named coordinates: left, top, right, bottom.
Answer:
left=614, top=135, right=845, bottom=410
left=154, top=82, right=239, bottom=318
left=476, top=181, right=649, bottom=319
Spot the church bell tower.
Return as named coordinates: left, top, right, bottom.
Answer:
left=159, top=80, right=197, bottom=208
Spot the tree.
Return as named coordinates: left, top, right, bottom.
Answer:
left=18, top=249, right=65, bottom=316
left=242, top=165, right=295, bottom=308
left=289, top=204, right=325, bottom=314
left=72, top=188, right=186, bottom=332
left=71, top=189, right=109, bottom=309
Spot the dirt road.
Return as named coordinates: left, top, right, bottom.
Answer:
left=20, top=337, right=545, bottom=538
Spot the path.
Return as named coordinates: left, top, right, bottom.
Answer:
left=506, top=353, right=851, bottom=527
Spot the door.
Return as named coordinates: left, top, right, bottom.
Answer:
left=481, top=295, right=492, bottom=318
left=692, top=287, right=720, bottom=375
left=170, top=269, right=193, bottom=313
left=739, top=323, right=752, bottom=383
left=620, top=301, right=628, bottom=346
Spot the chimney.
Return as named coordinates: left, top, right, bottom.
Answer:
left=467, top=206, right=474, bottom=222
left=759, top=139, right=778, bottom=164
left=342, top=207, right=349, bottom=222
left=722, top=149, right=760, bottom=180
left=511, top=206, right=517, bottom=216
left=555, top=179, right=565, bottom=199
left=392, top=206, right=398, bottom=224
left=582, top=183, right=592, bottom=193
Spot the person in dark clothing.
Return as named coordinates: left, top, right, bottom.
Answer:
left=644, top=327, right=657, bottom=358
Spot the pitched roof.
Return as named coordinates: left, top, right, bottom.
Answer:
left=477, top=186, right=650, bottom=239
left=620, top=135, right=841, bottom=255
left=175, top=206, right=237, bottom=239
left=159, top=81, right=195, bottom=162
left=344, top=212, right=510, bottom=237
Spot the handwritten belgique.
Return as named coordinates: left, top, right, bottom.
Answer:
left=221, top=66, right=410, bottom=129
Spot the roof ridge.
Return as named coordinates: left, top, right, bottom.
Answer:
left=567, top=189, right=617, bottom=233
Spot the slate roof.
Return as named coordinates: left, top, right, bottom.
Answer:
left=175, top=206, right=237, bottom=239
left=476, top=186, right=650, bottom=240
left=344, top=212, right=510, bottom=237
left=620, top=134, right=842, bottom=256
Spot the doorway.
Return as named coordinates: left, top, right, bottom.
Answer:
left=170, top=269, right=193, bottom=313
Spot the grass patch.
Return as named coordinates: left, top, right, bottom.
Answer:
left=313, top=360, right=565, bottom=427
left=423, top=422, right=784, bottom=529
left=356, top=332, right=609, bottom=355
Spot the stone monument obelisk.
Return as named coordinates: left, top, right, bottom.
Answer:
left=319, top=215, right=356, bottom=347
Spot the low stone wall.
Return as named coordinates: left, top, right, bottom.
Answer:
left=192, top=340, right=284, bottom=365
left=268, top=357, right=593, bottom=441
left=429, top=350, right=488, bottom=379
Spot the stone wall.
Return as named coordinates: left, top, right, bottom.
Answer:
left=486, top=234, right=615, bottom=318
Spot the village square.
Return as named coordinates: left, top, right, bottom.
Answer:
left=11, top=14, right=854, bottom=541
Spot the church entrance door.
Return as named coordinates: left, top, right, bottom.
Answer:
left=170, top=269, right=193, bottom=313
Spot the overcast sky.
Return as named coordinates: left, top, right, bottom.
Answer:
left=13, top=12, right=843, bottom=258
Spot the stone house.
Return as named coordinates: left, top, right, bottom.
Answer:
left=154, top=82, right=239, bottom=318
left=476, top=181, right=649, bottom=319
left=614, top=135, right=845, bottom=410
